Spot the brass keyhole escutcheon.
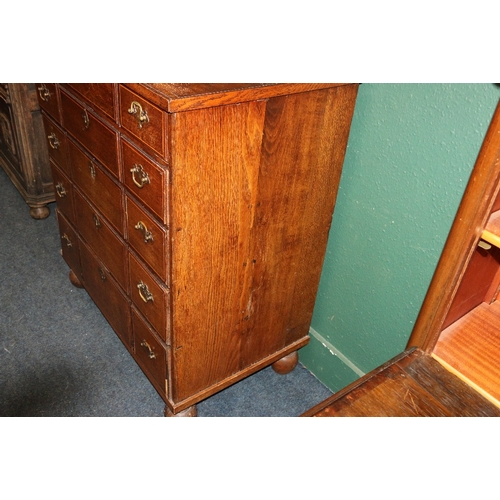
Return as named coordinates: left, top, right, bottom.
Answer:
left=127, top=101, right=149, bottom=129
left=134, top=221, right=154, bottom=243
left=130, top=164, right=150, bottom=189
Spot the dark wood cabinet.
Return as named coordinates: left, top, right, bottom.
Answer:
left=39, top=83, right=359, bottom=416
left=0, top=84, right=53, bottom=219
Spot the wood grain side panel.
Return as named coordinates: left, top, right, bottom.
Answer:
left=250, top=85, right=359, bottom=352
left=169, top=86, right=358, bottom=402
left=169, top=100, right=267, bottom=401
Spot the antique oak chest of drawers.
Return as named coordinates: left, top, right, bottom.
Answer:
left=38, top=83, right=358, bottom=416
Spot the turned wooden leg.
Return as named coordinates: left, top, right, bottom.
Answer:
left=29, top=205, right=50, bottom=220
left=272, top=351, right=299, bottom=375
left=164, top=404, right=197, bottom=417
left=69, top=269, right=84, bottom=288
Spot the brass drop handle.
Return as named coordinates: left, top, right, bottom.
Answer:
left=48, top=133, right=60, bottom=149
left=137, top=281, right=154, bottom=303
left=89, top=162, right=96, bottom=180
left=98, top=267, right=107, bottom=282
left=61, top=233, right=72, bottom=247
left=93, top=214, right=101, bottom=229
left=140, top=340, right=157, bottom=360
left=127, top=101, right=149, bottom=129
left=130, top=164, right=150, bottom=188
left=134, top=221, right=154, bottom=243
left=82, top=109, right=90, bottom=129
left=55, top=182, right=66, bottom=198
left=38, top=84, right=51, bottom=102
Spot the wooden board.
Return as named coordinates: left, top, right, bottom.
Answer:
left=302, top=348, right=500, bottom=417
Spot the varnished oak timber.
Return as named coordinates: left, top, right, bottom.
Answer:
left=408, top=100, right=500, bottom=352
left=0, top=84, right=54, bottom=218
left=302, top=348, right=500, bottom=417
left=125, top=83, right=351, bottom=113
left=40, top=83, right=358, bottom=416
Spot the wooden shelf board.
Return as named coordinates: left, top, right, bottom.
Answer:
left=483, top=210, right=500, bottom=247
left=433, top=300, right=500, bottom=403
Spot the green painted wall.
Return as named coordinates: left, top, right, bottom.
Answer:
left=300, top=83, right=500, bottom=392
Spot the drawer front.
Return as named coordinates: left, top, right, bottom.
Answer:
left=51, top=161, right=75, bottom=223
left=64, top=83, right=117, bottom=122
left=36, top=84, right=60, bottom=122
left=129, top=252, right=169, bottom=341
left=80, top=241, right=132, bottom=348
left=119, top=85, right=166, bottom=158
left=132, top=308, right=167, bottom=397
left=126, top=196, right=168, bottom=283
left=60, top=90, right=119, bottom=179
left=69, top=139, right=124, bottom=235
left=122, top=138, right=169, bottom=223
left=74, top=190, right=127, bottom=291
left=42, top=115, right=70, bottom=176
left=56, top=208, right=82, bottom=281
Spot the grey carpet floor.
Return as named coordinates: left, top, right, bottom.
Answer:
left=0, top=166, right=332, bottom=417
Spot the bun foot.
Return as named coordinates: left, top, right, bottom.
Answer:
left=164, top=404, right=197, bottom=417
left=69, top=269, right=84, bottom=288
left=29, top=205, right=50, bottom=219
left=272, top=350, right=299, bottom=375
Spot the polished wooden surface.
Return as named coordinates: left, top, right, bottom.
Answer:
left=302, top=348, right=500, bottom=417
left=434, top=301, right=500, bottom=404
left=40, top=83, right=359, bottom=415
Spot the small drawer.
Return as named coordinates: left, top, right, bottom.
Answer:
left=64, top=83, right=117, bottom=122
left=42, top=115, right=70, bottom=176
left=60, top=89, right=119, bottom=179
left=69, top=138, right=124, bottom=236
left=122, top=138, right=169, bottom=224
left=56, top=208, right=82, bottom=281
left=74, top=190, right=128, bottom=291
left=51, top=161, right=75, bottom=224
left=132, top=308, right=168, bottom=397
left=36, top=84, right=60, bottom=122
left=126, top=196, right=168, bottom=283
left=129, top=252, right=170, bottom=342
left=80, top=241, right=132, bottom=348
left=119, top=85, right=166, bottom=159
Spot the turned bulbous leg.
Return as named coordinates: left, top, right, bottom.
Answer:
left=164, top=404, right=197, bottom=417
left=69, top=269, right=84, bottom=288
left=272, top=350, right=299, bottom=375
left=29, top=205, right=50, bottom=219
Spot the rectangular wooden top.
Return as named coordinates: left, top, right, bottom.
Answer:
left=123, top=83, right=351, bottom=112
